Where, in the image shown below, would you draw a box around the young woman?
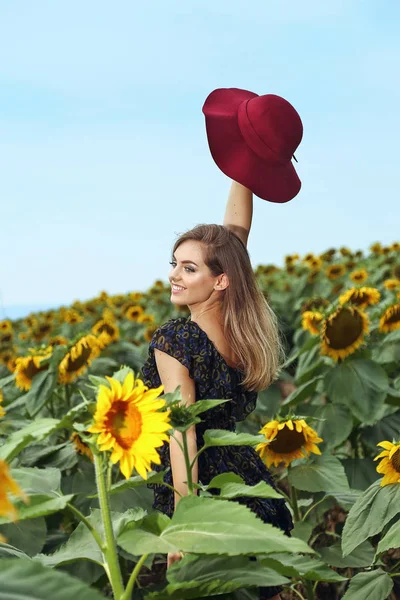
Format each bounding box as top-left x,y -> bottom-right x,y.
142,181 -> 294,600
142,87 -> 303,600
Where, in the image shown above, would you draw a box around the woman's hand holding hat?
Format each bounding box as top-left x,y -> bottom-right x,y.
202,88 -> 303,203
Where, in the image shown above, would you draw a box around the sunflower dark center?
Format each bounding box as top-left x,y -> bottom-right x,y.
106,400 -> 142,450
325,308 -> 363,349
349,291 -> 369,306
391,449 -> 400,473
66,345 -> 92,372
23,358 -> 47,379
99,323 -> 115,336
269,426 -> 305,454
386,306 -> 400,325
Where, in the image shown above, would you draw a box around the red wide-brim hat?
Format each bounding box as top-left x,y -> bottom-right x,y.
203,88 -> 303,203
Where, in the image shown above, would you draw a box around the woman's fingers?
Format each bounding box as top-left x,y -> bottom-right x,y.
167,551 -> 183,568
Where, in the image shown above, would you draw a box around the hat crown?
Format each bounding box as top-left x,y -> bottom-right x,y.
246,94 -> 303,159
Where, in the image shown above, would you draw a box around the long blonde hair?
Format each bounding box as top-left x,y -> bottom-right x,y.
173,224 -> 284,391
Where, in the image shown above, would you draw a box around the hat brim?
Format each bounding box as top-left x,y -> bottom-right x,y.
203,88 -> 301,203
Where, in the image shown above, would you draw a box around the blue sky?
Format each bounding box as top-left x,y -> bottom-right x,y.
1,0 -> 399,317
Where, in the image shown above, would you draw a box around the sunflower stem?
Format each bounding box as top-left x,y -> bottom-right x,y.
121,553 -> 149,600
302,496 -> 328,522
66,503 -> 106,552
289,480 -> 301,521
390,560 -> 400,573
107,460 -> 113,491
64,384 -> 72,410
304,578 -> 315,599
181,430 -> 193,494
94,452 -> 124,599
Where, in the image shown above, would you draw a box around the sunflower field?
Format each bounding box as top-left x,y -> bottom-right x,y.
1,241 -> 400,600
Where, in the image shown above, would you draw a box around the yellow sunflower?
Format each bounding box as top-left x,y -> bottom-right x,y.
374,441 -> 400,486
32,322 -> 53,342
144,325 -> 158,343
63,309 -> 84,325
92,319 -> 120,345
307,257 -> 323,271
256,418 -> 323,468
23,315 -> 38,329
0,459 -> 29,520
303,253 -> 316,263
326,264 -> 346,280
350,268 -> 368,284
58,335 -> 100,384
0,349 -> 15,370
14,347 -> 53,391
321,306 -> 369,361
0,331 -> 13,345
302,311 -> 323,335
301,297 -> 330,314
320,249 -> 336,263
88,372 -> 171,479
379,304 -> 400,333
137,313 -> 155,325
18,331 -> 30,341
83,301 -> 98,316
340,246 -> 352,257
130,292 -> 144,302
307,270 -> 319,284
49,335 -> 68,347
339,287 -> 381,309
102,307 -> 115,322
390,242 -> 400,252
108,294 -> 126,308
0,320 -> 12,333
370,242 -> 383,254
383,279 -> 400,291
345,260 -> 357,271
0,389 -> 5,419
262,265 -> 279,275
125,305 -> 144,321
70,433 -> 93,462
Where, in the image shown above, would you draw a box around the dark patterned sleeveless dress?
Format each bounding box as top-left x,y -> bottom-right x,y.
141,317 -> 293,600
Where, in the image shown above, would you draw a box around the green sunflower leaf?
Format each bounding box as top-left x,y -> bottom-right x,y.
360,410 -> 400,450
324,359 -> 388,424
260,553 -> 347,582
204,473 -> 282,500
281,376 -> 323,407
189,398 -> 231,416
0,418 -> 61,462
203,430 -> 265,448
342,479 -> 400,555
376,519 -> 400,556
341,568 -> 393,600
313,403 -> 353,449
0,494 -> 75,525
319,540 -> 375,568
145,554 -> 288,599
0,518 -> 47,557
0,558 -> 106,600
118,495 -> 313,557
288,454 -> 349,493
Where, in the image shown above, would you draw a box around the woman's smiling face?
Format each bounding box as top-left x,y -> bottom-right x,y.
169,240 -> 224,306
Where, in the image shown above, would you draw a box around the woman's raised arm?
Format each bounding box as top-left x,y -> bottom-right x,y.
223,181 -> 253,248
